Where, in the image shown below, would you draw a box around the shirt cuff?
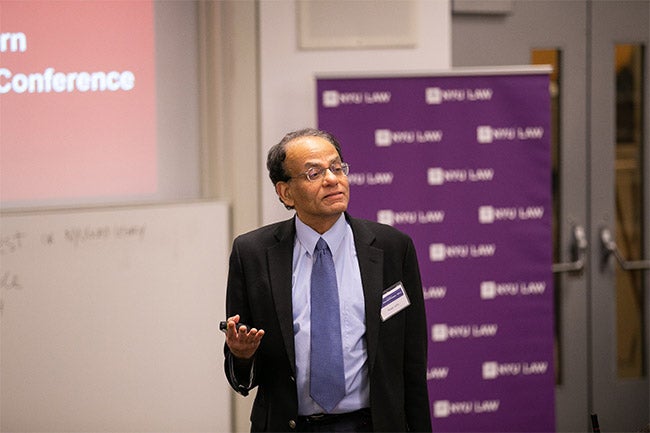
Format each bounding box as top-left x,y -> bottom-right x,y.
227,352 -> 256,396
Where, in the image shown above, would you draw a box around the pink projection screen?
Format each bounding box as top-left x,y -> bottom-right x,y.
1,1 -> 156,205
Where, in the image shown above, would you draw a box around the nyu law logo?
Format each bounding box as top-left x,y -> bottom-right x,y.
428,167 -> 494,186
423,285 -> 447,300
479,205 -> 545,223
477,125 -> 545,143
427,366 -> 450,380
429,243 -> 497,262
480,280 -> 547,299
425,87 -> 494,105
377,209 -> 445,226
433,399 -> 500,418
482,361 -> 549,379
375,128 -> 443,147
431,323 -> 499,342
322,90 -> 392,107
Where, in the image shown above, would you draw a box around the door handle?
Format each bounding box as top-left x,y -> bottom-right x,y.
600,227 -> 650,271
552,224 -> 587,273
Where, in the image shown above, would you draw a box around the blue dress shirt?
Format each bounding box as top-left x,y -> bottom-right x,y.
293,214 -> 370,415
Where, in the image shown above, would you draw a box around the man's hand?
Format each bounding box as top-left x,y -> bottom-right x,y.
224,314 -> 265,360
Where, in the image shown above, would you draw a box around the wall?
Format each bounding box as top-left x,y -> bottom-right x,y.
155,1 -> 202,202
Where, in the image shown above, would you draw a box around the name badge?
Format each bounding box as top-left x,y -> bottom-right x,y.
380,281 -> 411,321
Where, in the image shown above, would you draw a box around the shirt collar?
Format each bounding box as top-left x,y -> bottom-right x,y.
295,213 -> 347,256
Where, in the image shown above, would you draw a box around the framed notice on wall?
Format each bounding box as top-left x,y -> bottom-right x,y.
297,0 -> 417,49
317,67 -> 554,432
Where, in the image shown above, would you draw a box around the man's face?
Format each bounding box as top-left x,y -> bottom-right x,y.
276,136 -> 350,233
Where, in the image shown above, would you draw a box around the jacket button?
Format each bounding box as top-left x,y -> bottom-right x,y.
288,420 -> 296,429
290,376 -> 296,382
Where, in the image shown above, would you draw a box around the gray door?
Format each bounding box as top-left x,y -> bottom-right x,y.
452,1 -> 649,431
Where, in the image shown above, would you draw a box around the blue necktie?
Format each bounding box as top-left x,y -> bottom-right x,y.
310,237 -> 346,412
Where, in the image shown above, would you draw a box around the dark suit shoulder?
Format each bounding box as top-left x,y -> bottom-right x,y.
232,217 -> 294,249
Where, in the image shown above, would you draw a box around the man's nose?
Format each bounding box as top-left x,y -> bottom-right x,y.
322,167 -> 338,183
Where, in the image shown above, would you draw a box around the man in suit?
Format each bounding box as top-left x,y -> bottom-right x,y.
223,128 -> 431,432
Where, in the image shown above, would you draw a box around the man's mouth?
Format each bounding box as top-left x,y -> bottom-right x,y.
324,191 -> 344,200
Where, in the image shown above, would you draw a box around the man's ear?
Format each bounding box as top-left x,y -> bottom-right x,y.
275,182 -> 294,208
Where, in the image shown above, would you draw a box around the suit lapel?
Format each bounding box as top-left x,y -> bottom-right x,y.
267,218 -> 298,374
348,216 -> 383,374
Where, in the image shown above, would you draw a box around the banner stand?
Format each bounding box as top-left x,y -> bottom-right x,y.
317,66 -> 554,432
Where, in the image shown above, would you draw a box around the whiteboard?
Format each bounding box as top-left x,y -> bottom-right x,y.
0,201 -> 231,432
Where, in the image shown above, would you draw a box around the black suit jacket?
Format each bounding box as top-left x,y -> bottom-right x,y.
224,214 -> 432,432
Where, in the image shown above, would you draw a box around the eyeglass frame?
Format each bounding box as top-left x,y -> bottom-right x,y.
288,162 -> 350,182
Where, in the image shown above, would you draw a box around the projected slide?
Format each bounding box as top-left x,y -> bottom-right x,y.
0,1 -> 156,204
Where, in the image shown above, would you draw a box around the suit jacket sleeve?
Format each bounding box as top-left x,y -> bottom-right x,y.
222,220 -> 300,432
223,236 -> 258,395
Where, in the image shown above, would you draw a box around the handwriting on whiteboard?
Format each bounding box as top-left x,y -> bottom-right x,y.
0,223 -> 146,312
1,224 -> 146,254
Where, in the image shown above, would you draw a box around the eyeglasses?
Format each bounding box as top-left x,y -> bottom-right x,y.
290,162 -> 350,182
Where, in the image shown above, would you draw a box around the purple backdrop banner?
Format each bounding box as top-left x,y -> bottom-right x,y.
317,71 -> 555,432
